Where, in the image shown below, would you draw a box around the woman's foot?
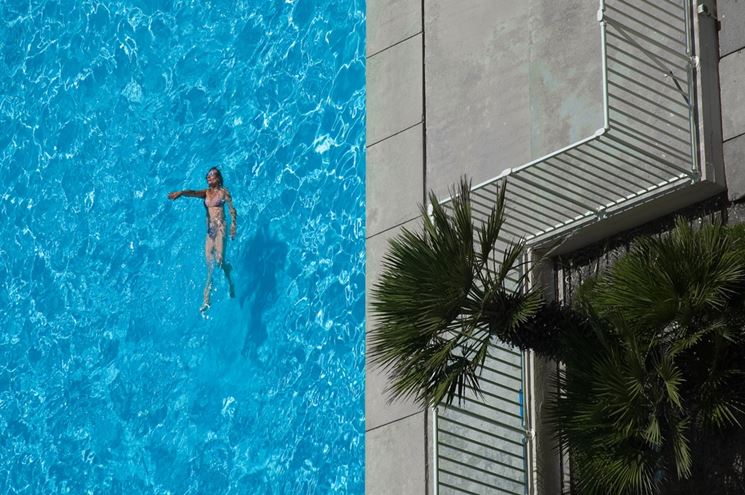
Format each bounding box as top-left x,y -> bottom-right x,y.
199,302 -> 210,313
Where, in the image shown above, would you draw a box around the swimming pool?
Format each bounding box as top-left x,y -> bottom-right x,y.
0,0 -> 365,493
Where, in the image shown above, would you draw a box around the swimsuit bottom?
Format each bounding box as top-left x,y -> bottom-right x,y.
207,222 -> 226,241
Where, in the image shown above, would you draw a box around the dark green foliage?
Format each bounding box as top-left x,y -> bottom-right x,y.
369,178 -> 545,406
508,300 -> 598,362
369,177 -> 745,494
557,219 -> 745,494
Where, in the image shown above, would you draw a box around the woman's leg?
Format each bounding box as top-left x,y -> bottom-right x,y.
214,225 -> 235,298
202,235 -> 216,310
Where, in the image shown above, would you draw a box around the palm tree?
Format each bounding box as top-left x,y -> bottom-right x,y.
369,178 -> 538,406
369,177 -> 745,494
555,219 -> 745,494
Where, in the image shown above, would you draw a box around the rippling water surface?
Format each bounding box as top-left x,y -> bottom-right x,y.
1,0 -> 365,492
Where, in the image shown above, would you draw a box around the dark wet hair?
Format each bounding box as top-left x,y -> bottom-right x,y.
206,167 -> 223,186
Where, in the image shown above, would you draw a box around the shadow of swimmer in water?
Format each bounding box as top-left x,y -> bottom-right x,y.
168,167 -> 237,313
235,221 -> 287,357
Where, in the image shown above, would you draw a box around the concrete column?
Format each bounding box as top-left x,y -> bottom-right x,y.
718,0 -> 745,200
365,0 -> 428,493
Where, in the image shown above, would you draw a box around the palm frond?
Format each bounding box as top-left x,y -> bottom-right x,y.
369,176 -> 538,407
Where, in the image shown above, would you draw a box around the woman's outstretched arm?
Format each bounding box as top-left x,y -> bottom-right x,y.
168,189 -> 207,200
224,188 -> 237,239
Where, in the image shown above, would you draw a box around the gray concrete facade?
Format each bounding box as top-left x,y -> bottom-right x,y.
367,1 -> 605,488
424,0 -> 602,197
720,0 -> 745,200
365,0 -> 427,492
719,0 -> 745,57
366,412 -> 427,494
366,0 -> 742,493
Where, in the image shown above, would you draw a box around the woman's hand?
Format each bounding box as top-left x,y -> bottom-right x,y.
168,191 -> 181,200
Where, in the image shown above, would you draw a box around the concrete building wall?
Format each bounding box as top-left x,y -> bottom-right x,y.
367,1 -> 602,490
365,0 -> 428,493
366,0 -> 744,493
720,0 -> 745,200
424,0 -> 602,197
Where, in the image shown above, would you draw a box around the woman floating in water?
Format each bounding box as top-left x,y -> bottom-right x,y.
168,167 -> 236,312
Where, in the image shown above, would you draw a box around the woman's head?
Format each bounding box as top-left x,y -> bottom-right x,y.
206,167 -> 223,187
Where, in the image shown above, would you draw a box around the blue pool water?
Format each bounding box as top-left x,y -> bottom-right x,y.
1,0 -> 365,493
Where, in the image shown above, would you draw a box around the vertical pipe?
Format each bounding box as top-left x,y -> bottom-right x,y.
523,247 -> 537,495
555,263 -> 572,494
529,350 -> 538,495
521,350 -> 530,495
427,200 -> 438,495
421,0 -> 428,212
518,246 -> 531,494
599,0 -> 610,130
421,0 -> 431,489
432,407 -> 439,495
684,0 -> 700,178
684,0 -> 692,56
686,54 -> 698,177
525,349 -> 537,495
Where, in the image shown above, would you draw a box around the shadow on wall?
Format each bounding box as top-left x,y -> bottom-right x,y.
234,221 -> 287,356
